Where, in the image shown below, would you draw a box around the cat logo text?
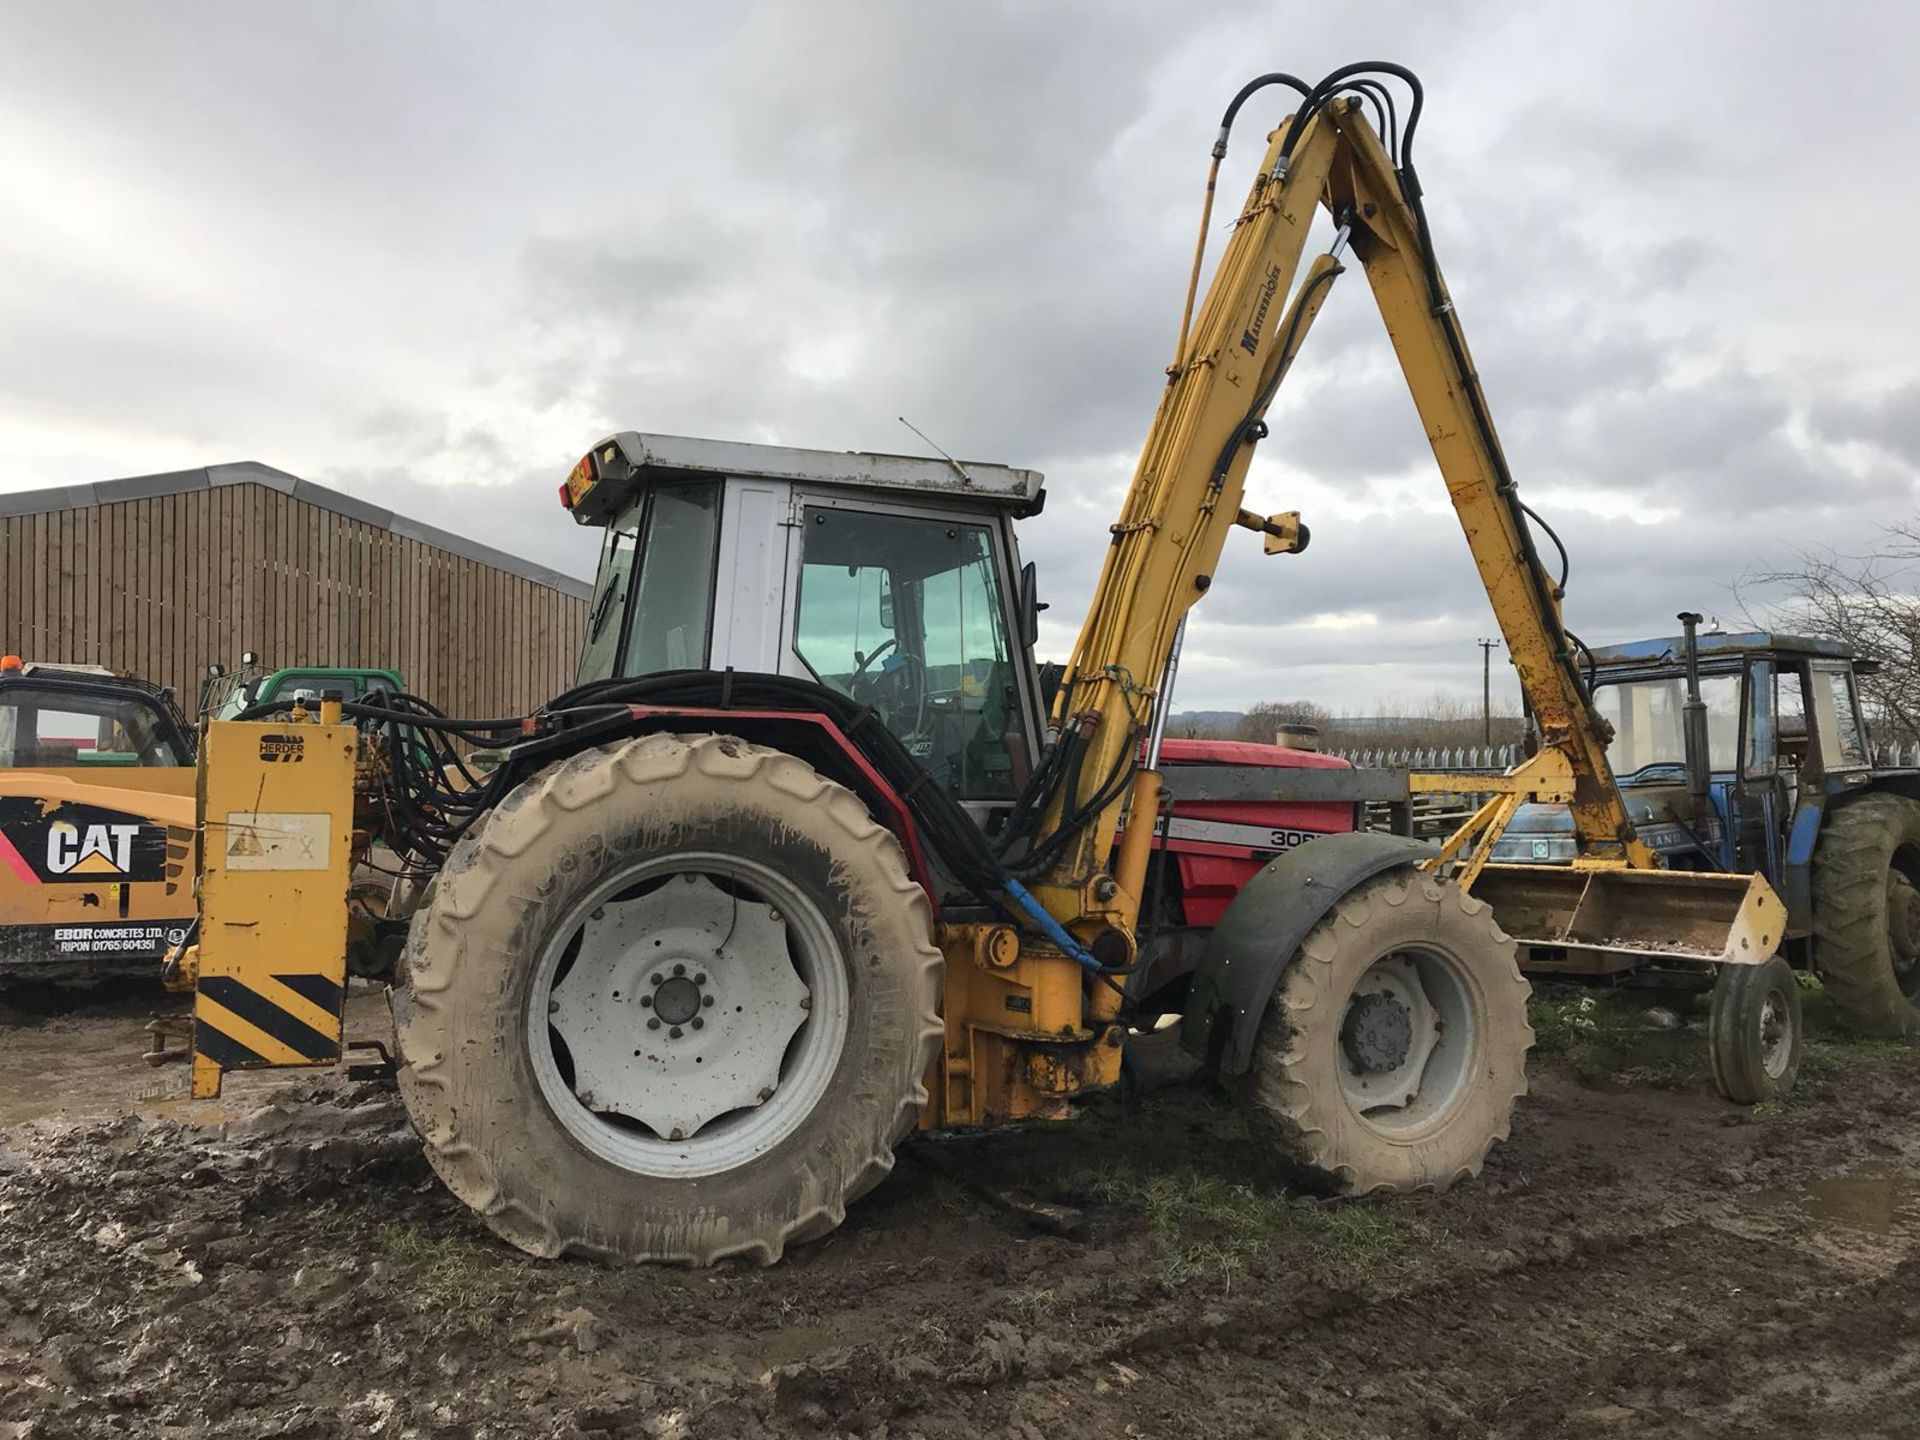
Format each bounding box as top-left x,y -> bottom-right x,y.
45,822 -> 141,876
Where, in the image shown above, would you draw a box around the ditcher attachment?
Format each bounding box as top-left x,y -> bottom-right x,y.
1471,863 -> 1786,971
174,717 -> 360,1099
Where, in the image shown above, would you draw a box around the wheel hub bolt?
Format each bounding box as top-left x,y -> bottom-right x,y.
650,972 -> 664,986
647,1017 -> 661,1031
669,1026 -> 683,1039
691,1017 -> 704,1031
701,995 -> 714,1009
673,963 -> 686,977
640,994 -> 652,1009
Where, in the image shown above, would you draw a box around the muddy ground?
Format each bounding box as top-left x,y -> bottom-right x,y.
0,982 -> 1914,1439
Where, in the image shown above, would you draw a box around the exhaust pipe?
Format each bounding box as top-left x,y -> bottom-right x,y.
1677,611 -> 1711,815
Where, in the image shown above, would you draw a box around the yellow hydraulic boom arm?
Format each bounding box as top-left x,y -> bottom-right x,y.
1032,71 -> 1744,961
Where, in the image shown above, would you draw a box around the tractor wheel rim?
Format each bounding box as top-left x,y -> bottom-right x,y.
1758,989 -> 1794,1079
528,852 -> 850,1180
1337,948 -> 1478,1136
1886,871 -> 1920,987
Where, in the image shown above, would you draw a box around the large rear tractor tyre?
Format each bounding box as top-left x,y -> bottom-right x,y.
1708,954 -> 1803,1104
1810,793 -> 1920,1040
1249,871 -> 1532,1194
392,732 -> 943,1265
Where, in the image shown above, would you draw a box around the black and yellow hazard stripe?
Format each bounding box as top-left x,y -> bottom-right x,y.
193,971 -> 344,1070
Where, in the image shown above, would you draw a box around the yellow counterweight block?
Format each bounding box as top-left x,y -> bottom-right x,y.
190,719 -> 359,1098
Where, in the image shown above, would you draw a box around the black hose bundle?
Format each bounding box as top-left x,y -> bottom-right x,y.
255,672 -> 1012,899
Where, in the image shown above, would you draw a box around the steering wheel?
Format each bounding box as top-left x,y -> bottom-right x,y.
851,637 -> 898,679
850,642 -> 928,735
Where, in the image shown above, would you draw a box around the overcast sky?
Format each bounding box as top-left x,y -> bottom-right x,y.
3,3 -> 1916,713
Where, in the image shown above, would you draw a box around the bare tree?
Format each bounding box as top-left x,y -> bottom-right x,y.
1745,524 -> 1920,744
1232,699 -> 1330,744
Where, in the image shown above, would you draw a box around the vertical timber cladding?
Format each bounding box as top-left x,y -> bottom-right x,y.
0,463 -> 591,718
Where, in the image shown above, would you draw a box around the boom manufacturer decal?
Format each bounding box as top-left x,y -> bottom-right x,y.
0,797 -> 169,884
258,732 -> 307,764
1240,262 -> 1283,355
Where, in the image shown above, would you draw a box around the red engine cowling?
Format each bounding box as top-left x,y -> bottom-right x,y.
1148,738 -> 1358,927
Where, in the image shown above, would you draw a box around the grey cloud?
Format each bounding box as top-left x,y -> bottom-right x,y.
1810,383 -> 1920,469
3,5 -> 1920,713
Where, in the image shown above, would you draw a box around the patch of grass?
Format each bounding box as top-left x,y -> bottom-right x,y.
1802,1033 -> 1914,1080
311,1204 -> 359,1239
1008,1286 -> 1058,1325
1094,1168 -> 1426,1294
1528,986 -> 1704,1088
928,1175 -> 975,1216
370,1220 -> 524,1336
1531,975 -> 1917,1099
1780,979 -> 1917,1090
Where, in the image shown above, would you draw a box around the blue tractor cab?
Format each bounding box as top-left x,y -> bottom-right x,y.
1495,616 -> 1920,1038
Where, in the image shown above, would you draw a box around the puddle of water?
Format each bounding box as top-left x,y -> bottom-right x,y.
1795,1165 -> 1920,1236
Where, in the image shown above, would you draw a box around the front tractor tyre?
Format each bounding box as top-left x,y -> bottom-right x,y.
1250,871 -> 1532,1194
392,732 -> 943,1264
1708,954 -> 1803,1104
1811,793 -> 1920,1040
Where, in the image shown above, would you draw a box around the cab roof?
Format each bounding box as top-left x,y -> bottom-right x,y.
1590,630 -> 1855,669
15,662 -> 117,679
0,662 -> 177,701
563,431 -> 1046,525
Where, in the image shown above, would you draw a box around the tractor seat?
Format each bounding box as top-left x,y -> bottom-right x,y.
1778,715 -> 1809,768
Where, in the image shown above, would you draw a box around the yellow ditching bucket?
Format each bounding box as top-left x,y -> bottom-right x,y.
1471,863 -> 1786,971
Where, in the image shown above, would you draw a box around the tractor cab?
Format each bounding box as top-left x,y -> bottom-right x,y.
563,432 -> 1051,827
1494,628 -> 1877,935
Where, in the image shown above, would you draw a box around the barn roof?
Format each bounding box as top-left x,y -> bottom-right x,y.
0,461 -> 592,599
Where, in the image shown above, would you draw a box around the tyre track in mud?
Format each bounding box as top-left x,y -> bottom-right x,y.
0,995 -> 1913,1438
1019,1221 -> 1919,1439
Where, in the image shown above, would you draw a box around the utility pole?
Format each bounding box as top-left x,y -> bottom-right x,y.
1478,638 -> 1499,745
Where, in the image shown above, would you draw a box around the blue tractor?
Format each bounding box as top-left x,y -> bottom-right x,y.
1495,613 -> 1920,1041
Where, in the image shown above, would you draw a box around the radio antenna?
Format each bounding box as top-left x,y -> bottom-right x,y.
897,415 -> 974,487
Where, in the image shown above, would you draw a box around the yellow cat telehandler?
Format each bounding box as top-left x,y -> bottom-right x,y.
0,657 -> 198,981
169,62 -> 1787,1262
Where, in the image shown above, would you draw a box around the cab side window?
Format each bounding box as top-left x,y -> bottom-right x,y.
1809,664 -> 1868,768
1776,669 -> 1810,771
0,688 -> 183,767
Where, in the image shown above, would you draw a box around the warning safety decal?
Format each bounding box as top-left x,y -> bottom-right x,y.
222,812 -> 332,871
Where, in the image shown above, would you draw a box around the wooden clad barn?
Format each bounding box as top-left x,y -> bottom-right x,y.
0,462 -> 592,718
